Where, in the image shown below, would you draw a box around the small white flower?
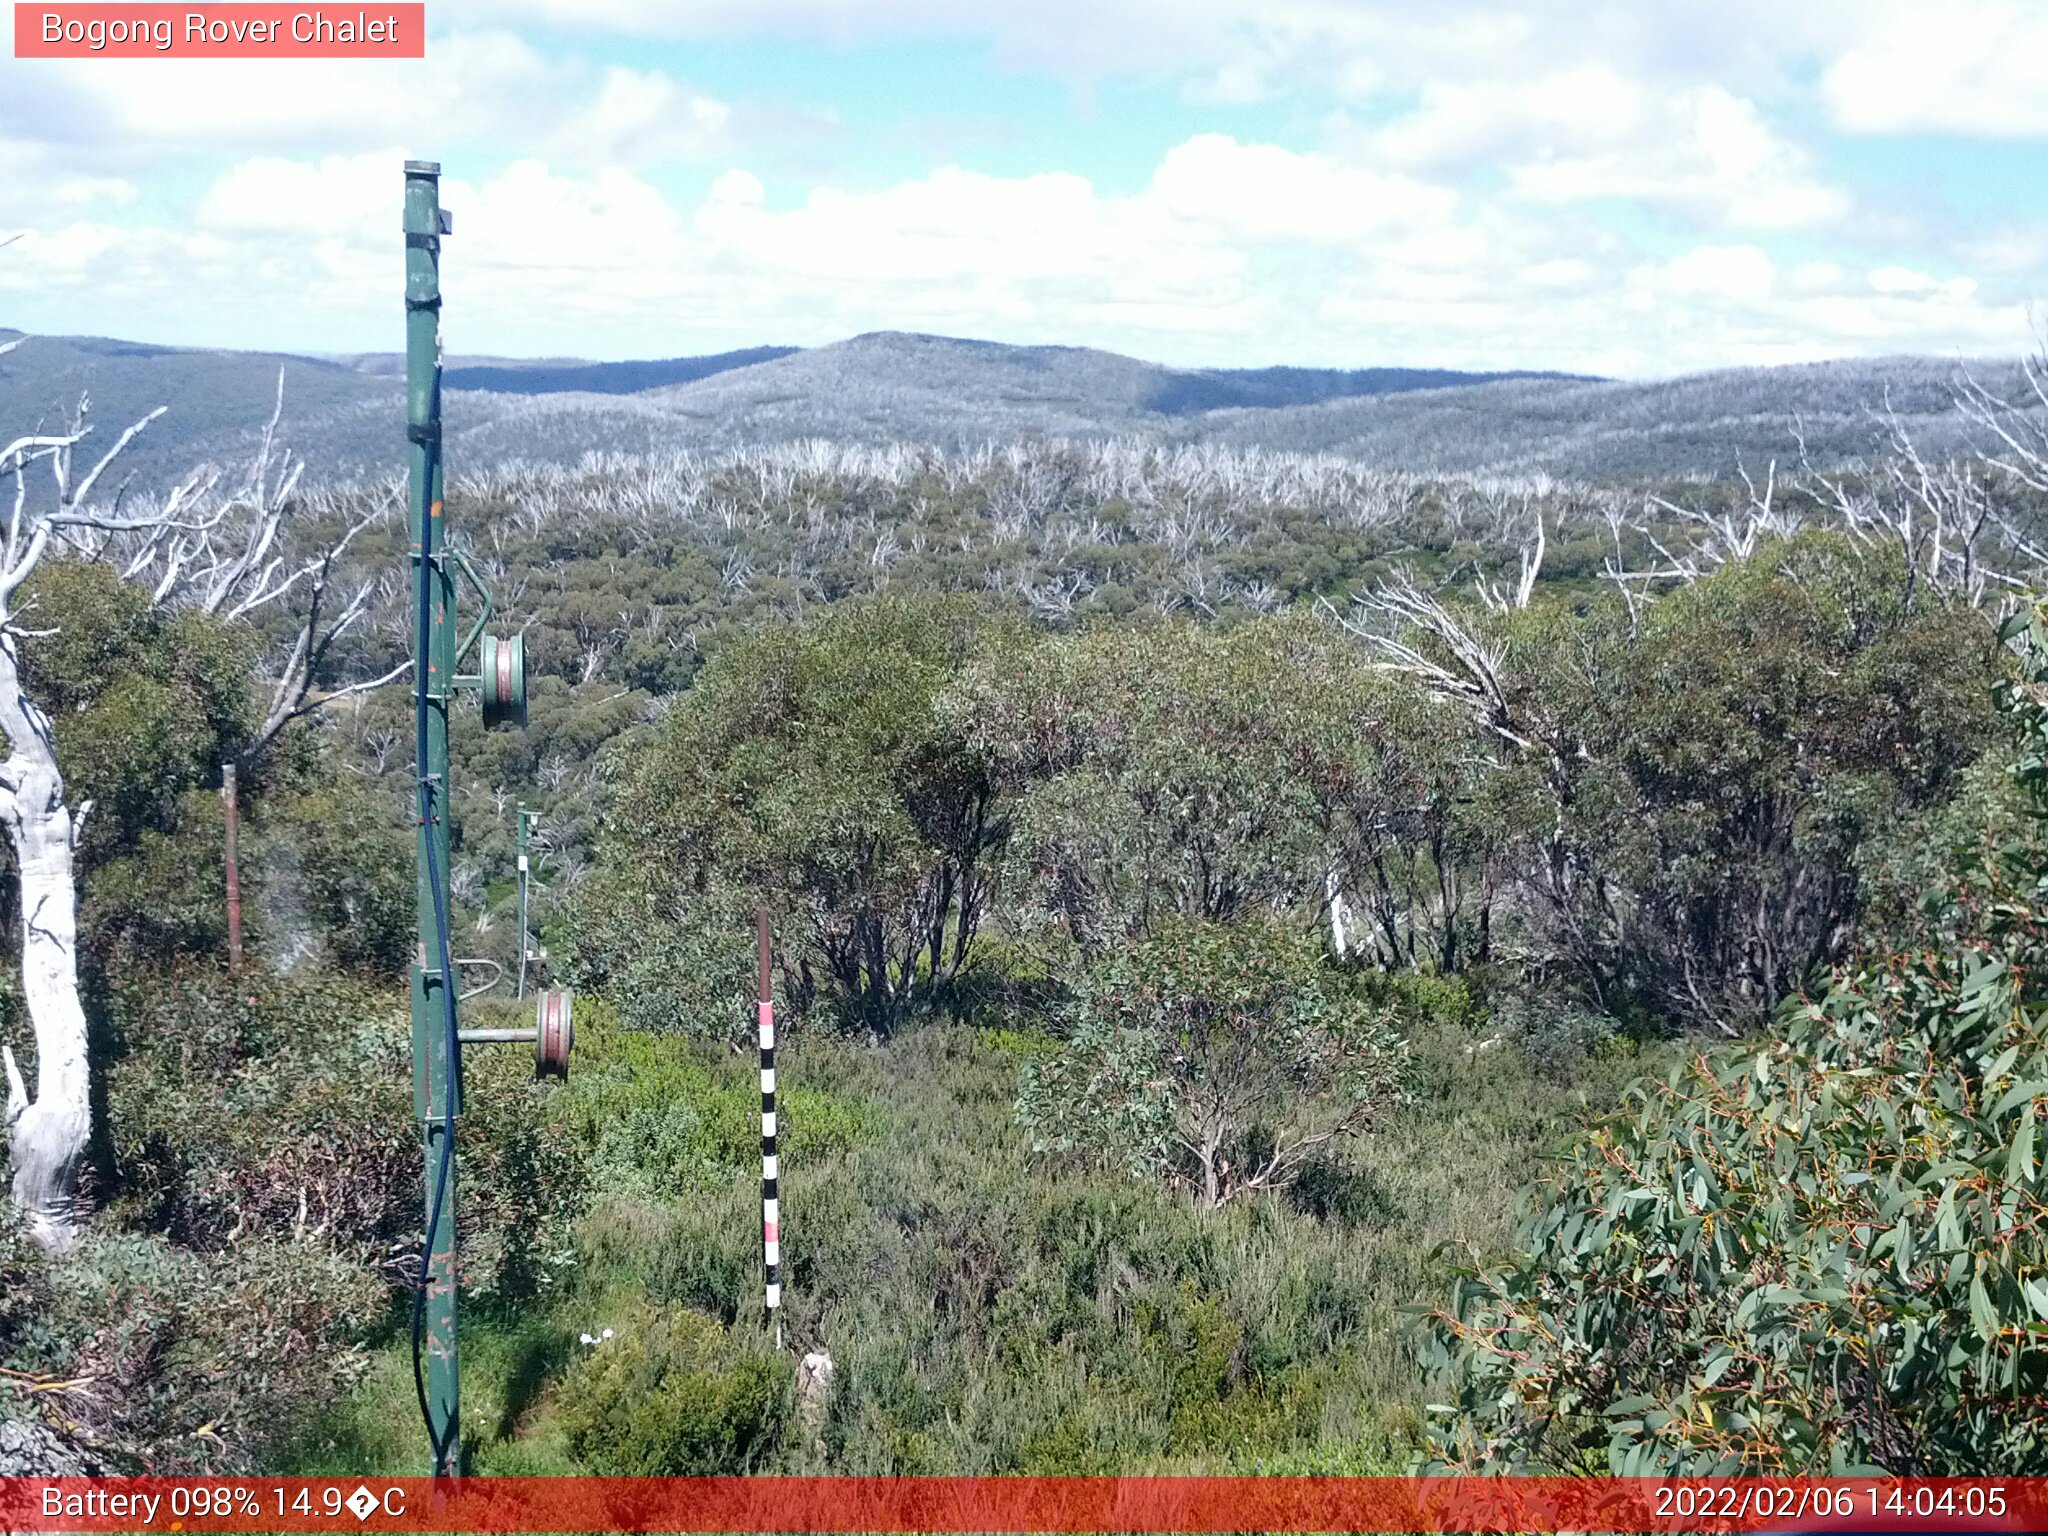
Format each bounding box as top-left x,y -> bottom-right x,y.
602,1327 -> 615,1340
580,1333 -> 596,1345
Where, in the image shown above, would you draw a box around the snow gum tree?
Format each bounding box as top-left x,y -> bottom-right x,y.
0,375 -> 395,1248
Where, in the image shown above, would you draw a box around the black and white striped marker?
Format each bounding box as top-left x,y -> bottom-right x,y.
757,909 -> 781,1341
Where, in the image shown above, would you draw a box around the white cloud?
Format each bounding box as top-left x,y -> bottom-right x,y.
1825,1 -> 2048,136
1867,266 -> 1978,300
1147,135 -> 1455,243
197,153 -> 396,237
431,0 -> 1855,100
0,3 -> 2037,375
1635,246 -> 1779,303
1957,227 -> 2048,277
5,138 -> 2020,376
0,31 -> 730,167
0,142 -> 137,220
561,69 -> 732,167
1364,72 -> 1848,232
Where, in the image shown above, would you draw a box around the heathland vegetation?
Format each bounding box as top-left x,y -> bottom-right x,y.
3,352 -> 2048,1474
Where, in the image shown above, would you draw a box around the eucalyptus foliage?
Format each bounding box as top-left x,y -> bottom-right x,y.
572,594 -> 1020,1039
1021,920 -> 1411,1209
1421,604 -> 2048,1473
952,617 -> 1498,963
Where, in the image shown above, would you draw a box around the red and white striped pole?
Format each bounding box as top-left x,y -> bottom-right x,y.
757,909 -> 781,1346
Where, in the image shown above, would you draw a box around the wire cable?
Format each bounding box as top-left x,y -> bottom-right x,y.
410,459 -> 462,1476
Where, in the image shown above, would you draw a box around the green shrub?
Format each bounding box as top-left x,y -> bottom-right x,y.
1493,535 -> 1998,1030
3,1226 -> 383,1471
1420,604 -> 2048,1474
101,965 -> 416,1250
246,778 -> 414,977
552,1001 -> 869,1203
1020,919 -> 1411,1208
456,1010 -> 590,1305
102,969 -> 583,1302
951,615 -> 1500,968
21,562 -> 257,863
556,1304 -> 789,1473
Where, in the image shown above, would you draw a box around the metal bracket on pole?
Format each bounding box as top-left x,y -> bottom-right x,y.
446,548 -> 496,671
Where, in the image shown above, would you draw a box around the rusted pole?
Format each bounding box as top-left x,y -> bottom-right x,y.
222,762 -> 242,971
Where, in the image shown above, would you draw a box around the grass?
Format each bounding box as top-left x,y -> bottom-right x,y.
293,994 -> 1653,1476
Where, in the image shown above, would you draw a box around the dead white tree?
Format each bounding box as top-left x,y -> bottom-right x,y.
1323,864 -> 1350,960
1326,574 -> 1533,755
1327,575 -> 1636,1021
1603,358 -> 2048,618
1476,510 -> 1546,613
0,379 -> 401,1248
78,376 -> 411,762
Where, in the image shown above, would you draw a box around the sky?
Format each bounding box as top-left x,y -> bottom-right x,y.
0,0 -> 2044,376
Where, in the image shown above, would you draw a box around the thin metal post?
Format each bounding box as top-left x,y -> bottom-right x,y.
405,158 -> 461,1479
222,762 -> 242,971
758,909 -> 781,1348
516,803 -> 529,1000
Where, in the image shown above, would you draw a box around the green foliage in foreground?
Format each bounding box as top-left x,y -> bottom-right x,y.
1422,606 -> 2048,1474
298,993 -> 1644,1476
557,1302 -> 790,1474
1020,920 -> 1411,1207
0,971 -> 583,1470
1,1207 -> 385,1468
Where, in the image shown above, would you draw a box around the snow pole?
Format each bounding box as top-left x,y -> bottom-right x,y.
758,908 -> 781,1347
403,159 -> 554,1478
404,158 -> 461,1480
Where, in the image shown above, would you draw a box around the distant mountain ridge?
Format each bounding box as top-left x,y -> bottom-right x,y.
444,346 -> 801,395
1142,362 -> 1594,414
327,345 -> 805,395
0,324 -> 2029,488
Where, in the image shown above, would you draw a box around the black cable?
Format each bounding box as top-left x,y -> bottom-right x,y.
410,436 -> 462,1476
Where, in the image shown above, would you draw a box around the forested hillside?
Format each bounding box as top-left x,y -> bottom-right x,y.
3,353 -> 2048,1475
3,326 -> 2035,487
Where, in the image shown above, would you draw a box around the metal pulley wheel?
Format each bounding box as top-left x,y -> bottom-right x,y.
536,987 -> 573,1079
479,632 -> 526,729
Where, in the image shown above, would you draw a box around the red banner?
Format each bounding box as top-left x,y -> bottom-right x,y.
13,5 -> 425,58
0,1477 -> 2041,1533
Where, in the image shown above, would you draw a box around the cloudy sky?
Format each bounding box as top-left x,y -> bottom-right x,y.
1,1 -> 2043,375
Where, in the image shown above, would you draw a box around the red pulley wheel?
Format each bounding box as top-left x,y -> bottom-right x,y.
536,987 -> 573,1079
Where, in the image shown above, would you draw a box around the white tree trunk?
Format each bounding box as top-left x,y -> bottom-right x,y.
0,631 -> 91,1251
1325,865 -> 1350,960
0,390 -> 392,1252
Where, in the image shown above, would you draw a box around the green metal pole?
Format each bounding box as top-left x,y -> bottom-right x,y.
516,803 -> 529,1000
405,159 -> 461,1478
